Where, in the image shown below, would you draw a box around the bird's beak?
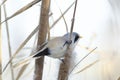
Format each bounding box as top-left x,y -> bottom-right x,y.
79,35 -> 83,38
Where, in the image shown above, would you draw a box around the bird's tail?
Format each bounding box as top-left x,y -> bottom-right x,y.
33,48 -> 49,57
13,48 -> 47,68
13,55 -> 35,68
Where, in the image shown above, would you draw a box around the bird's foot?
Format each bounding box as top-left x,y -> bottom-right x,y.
59,59 -> 65,64
63,40 -> 72,47
66,40 -> 72,45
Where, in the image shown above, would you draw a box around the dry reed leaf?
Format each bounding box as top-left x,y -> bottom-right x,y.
0,0 -> 7,6
0,5 -> 2,80
22,65 -> 34,77
54,0 -> 68,33
50,1 -> 75,29
15,39 -> 49,80
5,28 -> 47,74
75,60 -> 99,74
16,64 -> 29,80
1,0 -> 41,24
15,35 -> 38,80
69,47 -> 97,75
3,4 -> 14,80
1,25 -> 39,74
13,56 -> 33,68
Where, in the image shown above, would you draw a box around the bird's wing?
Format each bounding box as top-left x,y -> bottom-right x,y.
33,48 -> 50,57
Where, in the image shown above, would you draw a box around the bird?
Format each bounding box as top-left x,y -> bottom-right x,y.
33,32 -> 81,58
13,32 -> 82,68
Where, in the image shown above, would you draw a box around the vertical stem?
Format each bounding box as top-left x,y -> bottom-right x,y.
58,0 -> 78,80
0,5 -> 2,80
0,0 -> 7,6
3,4 -> 14,80
34,0 -> 50,80
58,53 -> 72,80
118,76 -> 120,80
70,0 -> 78,39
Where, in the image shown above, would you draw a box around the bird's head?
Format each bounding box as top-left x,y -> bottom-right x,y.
63,32 -> 82,44
63,32 -> 82,51
72,32 -> 82,43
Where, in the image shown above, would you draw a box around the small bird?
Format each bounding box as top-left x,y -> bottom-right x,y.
14,32 -> 81,68
33,32 -> 81,58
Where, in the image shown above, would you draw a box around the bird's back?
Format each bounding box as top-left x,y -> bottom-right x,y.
47,37 -> 68,58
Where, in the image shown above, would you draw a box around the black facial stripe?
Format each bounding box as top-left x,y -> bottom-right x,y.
74,34 -> 79,43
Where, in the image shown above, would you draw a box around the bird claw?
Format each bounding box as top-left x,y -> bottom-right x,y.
59,59 -> 65,64
63,40 -> 72,47
66,40 -> 72,44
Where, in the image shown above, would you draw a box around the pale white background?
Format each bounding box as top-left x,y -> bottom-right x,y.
1,0 -> 120,80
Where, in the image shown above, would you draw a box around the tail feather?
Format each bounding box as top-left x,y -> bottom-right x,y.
33,48 -> 50,57
13,48 -> 50,68
13,56 -> 33,68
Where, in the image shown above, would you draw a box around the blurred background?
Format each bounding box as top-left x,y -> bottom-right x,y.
1,0 -> 120,80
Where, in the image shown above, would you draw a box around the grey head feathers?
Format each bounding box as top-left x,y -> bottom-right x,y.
63,32 -> 80,43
